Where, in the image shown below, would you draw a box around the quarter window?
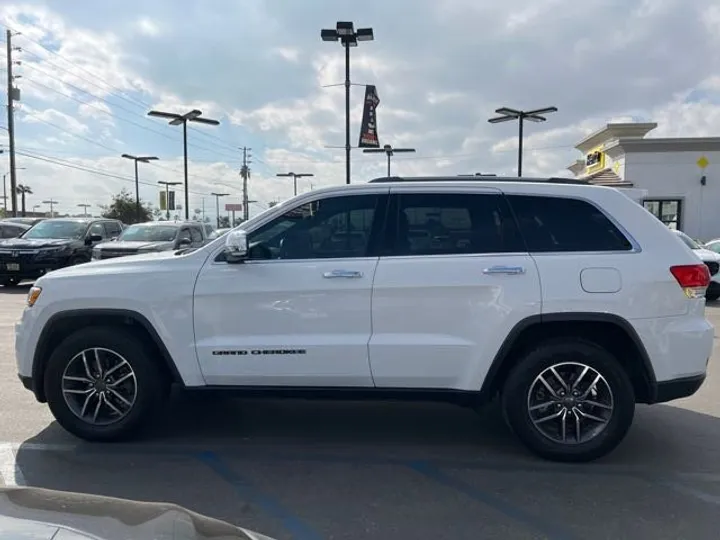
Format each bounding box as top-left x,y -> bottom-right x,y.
247,195 -> 381,260
390,193 -> 524,256
508,195 -> 632,252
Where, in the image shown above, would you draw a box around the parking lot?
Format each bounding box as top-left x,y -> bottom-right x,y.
0,285 -> 719,540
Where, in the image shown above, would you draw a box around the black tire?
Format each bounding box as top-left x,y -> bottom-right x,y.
706,292 -> 720,302
501,338 -> 635,463
1,277 -> 20,287
44,326 -> 166,442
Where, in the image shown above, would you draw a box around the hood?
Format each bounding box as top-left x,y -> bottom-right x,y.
0,487 -> 275,539
96,240 -> 174,251
693,247 -> 720,262
0,238 -> 75,249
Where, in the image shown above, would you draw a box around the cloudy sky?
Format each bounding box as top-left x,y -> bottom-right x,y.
1,0 -> 719,221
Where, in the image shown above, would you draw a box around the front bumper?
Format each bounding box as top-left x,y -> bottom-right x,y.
653,373 -> 706,403
0,256 -> 71,280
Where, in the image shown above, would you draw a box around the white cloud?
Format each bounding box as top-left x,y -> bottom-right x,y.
23,107 -> 90,135
271,47 -> 300,62
136,17 -> 161,37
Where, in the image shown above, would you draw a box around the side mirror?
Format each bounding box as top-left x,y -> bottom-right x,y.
225,230 -> 248,263
178,237 -> 192,247
86,234 -> 103,245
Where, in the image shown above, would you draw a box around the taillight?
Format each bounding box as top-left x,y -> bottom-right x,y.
670,264 -> 710,298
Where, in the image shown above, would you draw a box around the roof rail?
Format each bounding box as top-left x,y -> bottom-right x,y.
368,175 -> 590,185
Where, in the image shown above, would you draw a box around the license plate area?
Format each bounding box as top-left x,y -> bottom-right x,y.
5,263 -> 20,271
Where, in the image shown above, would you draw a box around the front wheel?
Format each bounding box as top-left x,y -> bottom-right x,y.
44,326 -> 166,441
501,338 -> 635,462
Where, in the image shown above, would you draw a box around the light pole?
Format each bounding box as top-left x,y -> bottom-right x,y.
2,167 -> 25,214
158,181 -> 181,220
147,109 -> 220,219
77,203 -> 91,217
211,192 -> 229,229
276,172 -> 314,197
42,199 -> 58,218
321,21 -> 374,185
362,144 -> 415,176
121,154 -> 158,223
488,106 -> 557,177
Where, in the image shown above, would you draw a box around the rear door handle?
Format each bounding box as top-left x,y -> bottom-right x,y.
482,265 -> 526,275
323,269 -> 364,279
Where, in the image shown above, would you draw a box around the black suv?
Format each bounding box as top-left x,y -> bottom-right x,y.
0,218 -> 123,287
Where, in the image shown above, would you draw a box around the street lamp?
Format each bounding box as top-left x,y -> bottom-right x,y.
121,154 -> 158,223
362,144 -> 415,177
321,21 -> 374,185
158,181 -> 181,220
2,167 -> 25,214
42,199 -> 58,218
276,172 -> 314,197
211,192 -> 229,229
147,109 -> 220,219
77,203 -> 91,217
488,106 -> 557,177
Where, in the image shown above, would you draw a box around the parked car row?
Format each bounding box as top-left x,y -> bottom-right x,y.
0,217 -> 217,286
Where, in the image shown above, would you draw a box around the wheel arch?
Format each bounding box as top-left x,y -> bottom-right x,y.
479,312 -> 657,404
32,308 -> 183,403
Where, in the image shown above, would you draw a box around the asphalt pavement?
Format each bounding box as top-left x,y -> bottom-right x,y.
1,284 -> 719,540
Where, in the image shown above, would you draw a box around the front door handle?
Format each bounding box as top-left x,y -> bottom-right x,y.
482,265 -> 526,275
323,269 -> 364,279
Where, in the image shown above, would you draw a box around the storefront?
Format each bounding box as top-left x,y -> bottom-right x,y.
568,122 -> 720,241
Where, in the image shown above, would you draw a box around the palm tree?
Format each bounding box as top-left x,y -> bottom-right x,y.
16,185 -> 32,217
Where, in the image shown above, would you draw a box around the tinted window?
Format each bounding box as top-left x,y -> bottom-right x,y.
1,225 -> 24,238
190,227 -> 203,243
248,195 -> 380,260
390,193 -> 523,256
508,195 -> 632,252
89,223 -> 106,239
178,229 -> 192,242
104,221 -> 122,238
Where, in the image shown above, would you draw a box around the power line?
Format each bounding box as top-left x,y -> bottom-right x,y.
14,149 -> 224,197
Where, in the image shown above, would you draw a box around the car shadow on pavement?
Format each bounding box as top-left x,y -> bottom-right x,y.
12,398 -> 720,540
0,284 -> 32,295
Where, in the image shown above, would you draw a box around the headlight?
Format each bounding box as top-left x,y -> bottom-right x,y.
27,286 -> 42,307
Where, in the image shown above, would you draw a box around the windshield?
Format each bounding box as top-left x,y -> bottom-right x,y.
706,241 -> 720,254
676,231 -> 700,250
119,225 -> 178,242
22,220 -> 87,240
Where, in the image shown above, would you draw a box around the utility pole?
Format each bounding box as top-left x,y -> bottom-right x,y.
6,29 -> 21,217
240,147 -> 251,222
211,192 -> 229,229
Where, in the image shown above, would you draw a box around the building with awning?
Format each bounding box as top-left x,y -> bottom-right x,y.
567,122 -> 720,240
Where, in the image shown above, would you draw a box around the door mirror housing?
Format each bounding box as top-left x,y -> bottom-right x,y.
178,237 -> 192,247
87,234 -> 103,244
225,229 -> 248,263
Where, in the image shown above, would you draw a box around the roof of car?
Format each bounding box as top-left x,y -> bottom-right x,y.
129,221 -> 201,227
368,175 -> 590,185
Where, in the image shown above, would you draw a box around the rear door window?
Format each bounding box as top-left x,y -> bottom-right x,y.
507,195 -> 632,252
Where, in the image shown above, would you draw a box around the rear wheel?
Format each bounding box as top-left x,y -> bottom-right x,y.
501,338 -> 635,462
44,326 -> 166,441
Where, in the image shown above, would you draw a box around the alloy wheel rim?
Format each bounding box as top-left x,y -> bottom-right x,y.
526,362 -> 614,445
61,347 -> 137,426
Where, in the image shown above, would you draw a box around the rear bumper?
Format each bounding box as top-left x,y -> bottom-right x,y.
652,373 -> 706,404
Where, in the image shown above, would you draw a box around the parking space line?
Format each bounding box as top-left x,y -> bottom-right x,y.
0,443 -> 26,486
197,451 -> 324,540
407,460 -> 578,540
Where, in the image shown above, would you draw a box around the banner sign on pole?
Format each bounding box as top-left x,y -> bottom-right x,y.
225,203 -> 243,212
358,85 -> 380,148
159,191 -> 166,211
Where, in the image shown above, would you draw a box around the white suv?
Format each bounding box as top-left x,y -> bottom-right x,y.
15,177 -> 714,462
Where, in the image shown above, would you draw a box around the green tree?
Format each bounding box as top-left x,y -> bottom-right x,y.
100,189 -> 153,224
